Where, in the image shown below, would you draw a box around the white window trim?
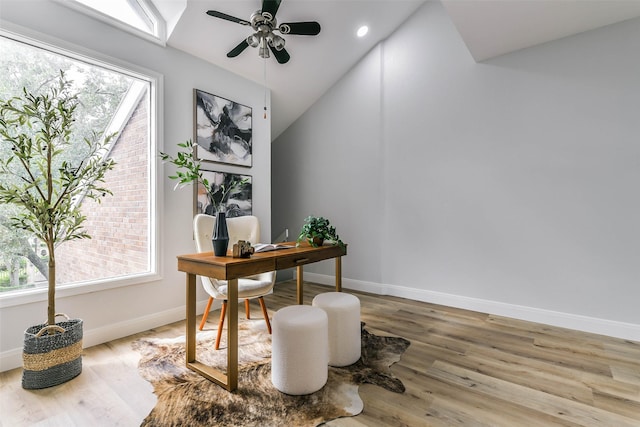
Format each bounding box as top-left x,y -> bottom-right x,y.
0,25 -> 163,309
53,0 -> 167,46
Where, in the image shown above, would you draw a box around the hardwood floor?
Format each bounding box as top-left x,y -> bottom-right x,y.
1,280 -> 639,426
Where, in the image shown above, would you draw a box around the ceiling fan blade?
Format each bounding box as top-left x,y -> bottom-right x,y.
269,45 -> 290,64
261,0 -> 282,20
227,40 -> 250,58
278,21 -> 321,36
206,10 -> 250,26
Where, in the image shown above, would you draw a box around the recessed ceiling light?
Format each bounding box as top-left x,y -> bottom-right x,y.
356,25 -> 369,38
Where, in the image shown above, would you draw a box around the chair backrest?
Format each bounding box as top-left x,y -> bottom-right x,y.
193,214 -> 261,253
228,215 -> 260,246
193,214 -> 274,298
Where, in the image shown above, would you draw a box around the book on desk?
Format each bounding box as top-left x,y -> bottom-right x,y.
253,243 -> 295,253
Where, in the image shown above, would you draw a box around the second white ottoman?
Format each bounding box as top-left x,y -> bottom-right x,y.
271,305 -> 328,395
312,292 -> 361,367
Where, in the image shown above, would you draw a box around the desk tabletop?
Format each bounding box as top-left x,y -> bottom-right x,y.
177,243 -> 346,280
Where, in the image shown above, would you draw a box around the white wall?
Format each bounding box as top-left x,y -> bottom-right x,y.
272,1 -> 640,340
0,0 -> 271,370
272,44 -> 384,283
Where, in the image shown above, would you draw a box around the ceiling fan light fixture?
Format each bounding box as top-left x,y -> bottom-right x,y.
247,33 -> 261,47
272,34 -> 285,50
259,37 -> 270,58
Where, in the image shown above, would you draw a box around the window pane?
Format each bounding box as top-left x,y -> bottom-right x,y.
74,0 -> 154,35
0,34 -> 152,294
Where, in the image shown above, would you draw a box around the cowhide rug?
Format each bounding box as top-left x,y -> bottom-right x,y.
133,319 -> 410,427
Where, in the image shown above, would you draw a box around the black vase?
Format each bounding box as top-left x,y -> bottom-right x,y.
212,207 -> 229,256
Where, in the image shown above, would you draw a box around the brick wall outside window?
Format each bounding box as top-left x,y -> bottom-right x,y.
55,95 -> 149,284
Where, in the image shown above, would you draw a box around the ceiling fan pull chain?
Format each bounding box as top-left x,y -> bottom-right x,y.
263,55 -> 268,119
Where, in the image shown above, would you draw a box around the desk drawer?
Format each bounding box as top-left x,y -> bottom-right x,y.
275,246 -> 344,270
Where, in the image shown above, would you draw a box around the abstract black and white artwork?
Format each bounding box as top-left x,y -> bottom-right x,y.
194,89 -> 252,167
195,170 -> 252,218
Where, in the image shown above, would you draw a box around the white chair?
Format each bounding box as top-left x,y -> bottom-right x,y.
193,214 -> 276,350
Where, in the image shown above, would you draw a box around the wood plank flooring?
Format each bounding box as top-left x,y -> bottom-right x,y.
1,280 -> 639,426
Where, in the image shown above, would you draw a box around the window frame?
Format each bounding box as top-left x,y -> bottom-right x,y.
0,26 -> 162,309
54,0 -> 167,46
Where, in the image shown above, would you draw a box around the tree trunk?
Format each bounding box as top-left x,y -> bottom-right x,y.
47,246 -> 55,326
0,215 -> 48,279
25,247 -> 48,280
10,259 -> 20,286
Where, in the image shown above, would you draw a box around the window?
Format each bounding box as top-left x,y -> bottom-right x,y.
0,31 -> 158,301
58,0 -> 166,44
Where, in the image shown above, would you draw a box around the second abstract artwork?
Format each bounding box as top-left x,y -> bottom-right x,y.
195,170 -> 252,218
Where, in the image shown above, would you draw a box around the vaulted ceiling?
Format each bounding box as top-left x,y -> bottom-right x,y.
153,0 -> 640,138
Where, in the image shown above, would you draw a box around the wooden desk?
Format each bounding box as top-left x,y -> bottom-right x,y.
177,243 -> 346,391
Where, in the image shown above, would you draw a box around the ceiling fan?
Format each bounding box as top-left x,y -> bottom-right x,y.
206,0 -> 321,64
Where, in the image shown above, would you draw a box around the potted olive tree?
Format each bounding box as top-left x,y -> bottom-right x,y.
0,73 -> 116,389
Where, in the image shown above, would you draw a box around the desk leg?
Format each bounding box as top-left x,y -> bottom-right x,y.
186,273 -> 196,363
335,257 -> 342,292
296,265 -> 304,304
226,279 -> 239,390
184,274 -> 238,392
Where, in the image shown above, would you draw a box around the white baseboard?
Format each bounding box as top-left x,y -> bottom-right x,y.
0,299 -> 211,372
304,273 -> 640,342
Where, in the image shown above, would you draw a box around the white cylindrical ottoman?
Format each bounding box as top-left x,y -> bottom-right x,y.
312,292 -> 361,367
271,305 -> 328,395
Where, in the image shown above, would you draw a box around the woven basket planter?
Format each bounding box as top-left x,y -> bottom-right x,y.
22,315 -> 83,389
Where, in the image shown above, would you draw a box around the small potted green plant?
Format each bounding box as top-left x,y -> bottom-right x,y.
0,72 -> 116,389
297,216 -> 345,249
